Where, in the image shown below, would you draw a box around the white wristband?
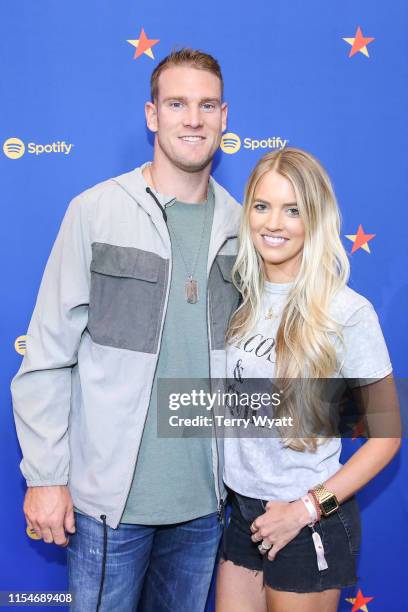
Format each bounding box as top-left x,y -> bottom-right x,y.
301,495 -> 328,571
301,494 -> 318,525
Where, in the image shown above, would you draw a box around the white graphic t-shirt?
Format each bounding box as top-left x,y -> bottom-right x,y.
223,281 -> 392,501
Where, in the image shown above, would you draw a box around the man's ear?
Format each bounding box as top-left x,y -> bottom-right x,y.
221,102 -> 228,133
145,101 -> 158,133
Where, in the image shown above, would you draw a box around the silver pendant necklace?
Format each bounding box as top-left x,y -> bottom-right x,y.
148,166 -> 209,304
169,200 -> 209,304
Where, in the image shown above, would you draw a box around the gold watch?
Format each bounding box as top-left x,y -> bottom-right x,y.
311,484 -> 339,517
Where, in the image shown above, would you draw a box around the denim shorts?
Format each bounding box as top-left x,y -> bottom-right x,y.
221,491 -> 361,593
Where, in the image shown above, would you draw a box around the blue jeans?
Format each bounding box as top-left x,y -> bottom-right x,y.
67,511 -> 222,612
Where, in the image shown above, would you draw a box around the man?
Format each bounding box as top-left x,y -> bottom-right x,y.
11,49 -> 241,611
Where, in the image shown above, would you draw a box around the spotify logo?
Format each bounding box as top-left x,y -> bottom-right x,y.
220,133 -> 289,155
3,137 -> 74,158
220,132 -> 241,154
3,137 -> 25,159
14,335 -> 27,355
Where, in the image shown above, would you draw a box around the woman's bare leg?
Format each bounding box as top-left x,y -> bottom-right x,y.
216,560 -> 267,612
265,586 -> 341,612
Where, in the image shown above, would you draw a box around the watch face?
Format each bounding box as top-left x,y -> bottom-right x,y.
322,496 -> 338,514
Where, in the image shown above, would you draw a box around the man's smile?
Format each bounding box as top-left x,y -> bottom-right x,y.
178,135 -> 206,143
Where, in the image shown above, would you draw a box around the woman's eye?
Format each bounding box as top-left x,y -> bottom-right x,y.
253,203 -> 267,211
287,207 -> 299,216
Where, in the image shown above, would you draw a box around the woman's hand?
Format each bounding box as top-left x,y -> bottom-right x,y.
250,499 -> 311,560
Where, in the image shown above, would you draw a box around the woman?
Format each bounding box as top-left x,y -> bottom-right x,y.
216,147 -> 400,612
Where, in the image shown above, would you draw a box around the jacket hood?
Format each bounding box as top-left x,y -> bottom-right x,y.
110,163 -> 242,243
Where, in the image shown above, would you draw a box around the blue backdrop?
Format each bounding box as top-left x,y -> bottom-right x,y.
1,1 -> 407,610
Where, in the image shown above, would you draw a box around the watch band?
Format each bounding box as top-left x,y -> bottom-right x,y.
310,484 -> 339,517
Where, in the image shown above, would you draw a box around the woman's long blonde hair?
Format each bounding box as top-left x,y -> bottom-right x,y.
227,147 -> 350,450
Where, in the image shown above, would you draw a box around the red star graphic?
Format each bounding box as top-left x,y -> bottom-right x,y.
352,419 -> 366,440
349,27 -> 375,57
350,589 -> 374,612
346,224 -> 376,254
130,28 -> 160,60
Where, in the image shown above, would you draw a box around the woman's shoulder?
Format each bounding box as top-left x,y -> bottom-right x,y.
329,286 -> 392,378
329,285 -> 375,326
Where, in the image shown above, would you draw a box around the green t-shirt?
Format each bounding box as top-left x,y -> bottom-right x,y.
121,188 -> 217,524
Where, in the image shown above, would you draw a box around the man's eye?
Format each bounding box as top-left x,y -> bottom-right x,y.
170,101 -> 183,109
287,207 -> 299,216
202,103 -> 215,111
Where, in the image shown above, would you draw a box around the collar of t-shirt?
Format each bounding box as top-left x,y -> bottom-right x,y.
264,280 -> 294,295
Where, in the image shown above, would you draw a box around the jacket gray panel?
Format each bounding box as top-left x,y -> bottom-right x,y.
88,243 -> 169,354
209,255 -> 240,350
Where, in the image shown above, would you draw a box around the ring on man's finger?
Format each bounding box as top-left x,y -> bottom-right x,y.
27,527 -> 41,538
250,522 -> 257,533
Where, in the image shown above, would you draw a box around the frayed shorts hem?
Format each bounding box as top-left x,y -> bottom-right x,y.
221,554 -> 358,593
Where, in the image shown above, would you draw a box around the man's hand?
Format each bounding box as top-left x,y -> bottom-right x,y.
250,500 -> 310,560
24,485 -> 75,546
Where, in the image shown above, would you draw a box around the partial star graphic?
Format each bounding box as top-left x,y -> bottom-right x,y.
343,26 -> 375,58
127,28 -> 159,60
347,419 -> 367,440
346,589 -> 374,612
346,224 -> 376,253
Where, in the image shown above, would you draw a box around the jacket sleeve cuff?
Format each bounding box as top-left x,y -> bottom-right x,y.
26,478 -> 69,487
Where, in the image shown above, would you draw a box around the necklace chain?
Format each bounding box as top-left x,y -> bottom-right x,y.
168,203 -> 209,281
148,165 -> 210,303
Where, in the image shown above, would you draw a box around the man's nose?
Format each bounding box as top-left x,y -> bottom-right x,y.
183,105 -> 203,128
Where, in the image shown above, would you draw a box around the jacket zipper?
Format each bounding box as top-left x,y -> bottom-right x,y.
118,191 -> 173,524
207,257 -> 225,524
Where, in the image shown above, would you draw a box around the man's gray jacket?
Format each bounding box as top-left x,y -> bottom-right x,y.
11,165 -> 241,528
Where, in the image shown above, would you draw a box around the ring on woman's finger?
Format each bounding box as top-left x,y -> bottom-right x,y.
258,539 -> 272,553
250,522 -> 257,533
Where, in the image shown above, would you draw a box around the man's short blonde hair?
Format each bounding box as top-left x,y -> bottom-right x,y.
150,48 -> 224,101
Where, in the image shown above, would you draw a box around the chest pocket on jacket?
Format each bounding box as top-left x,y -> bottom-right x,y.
208,255 -> 240,350
88,242 -> 168,353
